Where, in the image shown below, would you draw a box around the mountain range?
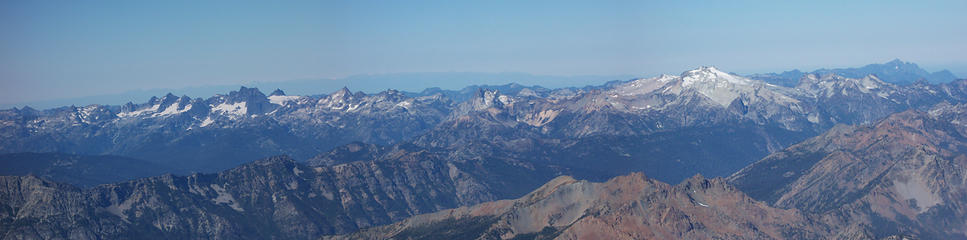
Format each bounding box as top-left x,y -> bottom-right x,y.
2,61 -> 967,239
7,64 -> 966,177
749,59 -> 959,87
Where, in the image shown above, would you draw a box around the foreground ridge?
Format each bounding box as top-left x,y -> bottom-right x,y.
331,173 -> 829,240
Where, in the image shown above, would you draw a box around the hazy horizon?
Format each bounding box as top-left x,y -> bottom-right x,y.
0,71 -> 637,109
2,59 -> 964,110
2,1 -> 966,107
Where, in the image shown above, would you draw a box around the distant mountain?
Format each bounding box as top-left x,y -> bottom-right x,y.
746,69 -> 806,87
730,103 -> 967,239
331,173 -> 830,239
0,152 -> 171,188
749,59 -> 959,86
1,72 -> 632,110
405,83 -> 565,103
4,61 -> 955,109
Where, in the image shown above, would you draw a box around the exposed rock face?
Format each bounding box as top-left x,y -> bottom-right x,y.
0,175 -> 93,240
332,173 -> 829,240
0,155 -> 498,239
730,103 -> 967,239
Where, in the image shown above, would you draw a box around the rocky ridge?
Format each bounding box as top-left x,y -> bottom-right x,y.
0,155 -> 499,239
730,103 -> 967,239
331,173 -> 830,240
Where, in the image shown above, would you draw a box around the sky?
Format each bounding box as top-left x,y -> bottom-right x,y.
1,0 -> 965,106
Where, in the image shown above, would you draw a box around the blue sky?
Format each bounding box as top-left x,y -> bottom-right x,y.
1,0 -> 965,106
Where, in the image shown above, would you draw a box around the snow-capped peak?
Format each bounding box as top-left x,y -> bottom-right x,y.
268,95 -> 302,105
153,98 -> 192,117
657,74 -> 677,82
681,66 -> 753,88
318,87 -> 358,111
211,102 -> 247,116
116,104 -> 161,118
674,66 -> 797,107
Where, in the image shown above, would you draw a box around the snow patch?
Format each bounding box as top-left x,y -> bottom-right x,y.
268,95 -> 301,105
681,66 -> 753,88
212,102 -> 247,116
154,103 -> 191,117
807,114 -> 820,123
876,91 -> 891,99
498,95 -> 514,105
117,104 -> 161,118
103,197 -> 135,220
612,74 -> 677,96
447,162 -> 461,179
346,103 -> 361,112
210,184 -> 244,212
77,105 -> 101,124
199,117 -> 215,127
